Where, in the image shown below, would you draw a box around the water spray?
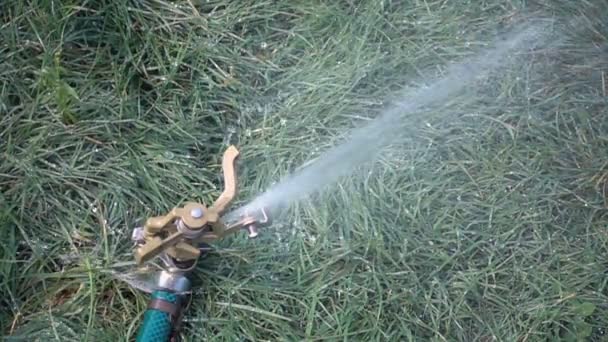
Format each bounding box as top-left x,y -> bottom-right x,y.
229,23 -> 548,220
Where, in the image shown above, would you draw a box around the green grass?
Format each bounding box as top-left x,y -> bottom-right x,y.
1,0 -> 608,341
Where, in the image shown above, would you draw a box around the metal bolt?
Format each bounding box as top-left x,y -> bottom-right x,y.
190,207 -> 204,219
246,225 -> 259,238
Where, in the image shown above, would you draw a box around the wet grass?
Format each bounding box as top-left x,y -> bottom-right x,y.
1,0 -> 608,341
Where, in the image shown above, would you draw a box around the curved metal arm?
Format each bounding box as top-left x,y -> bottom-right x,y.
211,145 -> 239,214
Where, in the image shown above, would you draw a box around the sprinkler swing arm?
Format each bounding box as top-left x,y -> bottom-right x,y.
130,145 -> 270,342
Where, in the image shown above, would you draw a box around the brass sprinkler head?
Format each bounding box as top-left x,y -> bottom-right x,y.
131,145 -> 271,271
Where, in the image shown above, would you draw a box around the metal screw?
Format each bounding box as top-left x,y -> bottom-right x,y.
246,225 -> 259,238
190,207 -> 204,219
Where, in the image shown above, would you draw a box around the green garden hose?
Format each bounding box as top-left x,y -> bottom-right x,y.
136,290 -> 184,342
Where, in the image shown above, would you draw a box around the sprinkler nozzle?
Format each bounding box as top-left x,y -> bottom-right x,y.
131,146 -> 274,270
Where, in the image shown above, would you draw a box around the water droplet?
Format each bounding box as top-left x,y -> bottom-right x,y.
92,207 -> 98,213
164,151 -> 174,159
260,42 -> 268,49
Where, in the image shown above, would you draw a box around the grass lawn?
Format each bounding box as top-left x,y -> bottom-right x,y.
2,0 -> 608,341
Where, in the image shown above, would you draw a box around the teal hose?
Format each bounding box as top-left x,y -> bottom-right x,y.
136,290 -> 183,342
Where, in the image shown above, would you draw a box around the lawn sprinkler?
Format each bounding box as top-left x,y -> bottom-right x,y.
130,145 -> 270,341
